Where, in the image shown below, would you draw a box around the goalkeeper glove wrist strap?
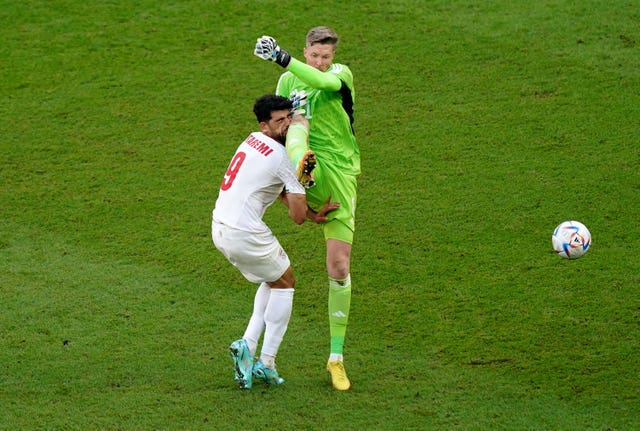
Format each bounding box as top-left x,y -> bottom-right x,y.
275,49 -> 291,68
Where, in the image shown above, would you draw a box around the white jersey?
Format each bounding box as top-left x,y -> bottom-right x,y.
212,132 -> 305,233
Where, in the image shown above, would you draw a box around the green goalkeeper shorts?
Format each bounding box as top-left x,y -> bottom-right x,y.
306,160 -> 357,244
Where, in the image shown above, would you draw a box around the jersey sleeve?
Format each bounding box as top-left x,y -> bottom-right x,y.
278,153 -> 305,195
286,58 -> 343,91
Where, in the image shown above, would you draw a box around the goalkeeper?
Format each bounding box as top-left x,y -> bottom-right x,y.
254,26 -> 359,391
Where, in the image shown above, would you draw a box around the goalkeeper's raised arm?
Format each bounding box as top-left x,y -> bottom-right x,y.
253,35 -> 342,92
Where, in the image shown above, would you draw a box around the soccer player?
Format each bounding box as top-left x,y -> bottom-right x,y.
254,27 -> 359,391
211,94 -> 339,389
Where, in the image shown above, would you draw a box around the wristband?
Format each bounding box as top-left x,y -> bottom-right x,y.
275,49 -> 291,68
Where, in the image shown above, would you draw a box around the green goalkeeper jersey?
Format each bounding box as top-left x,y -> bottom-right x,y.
276,59 -> 360,176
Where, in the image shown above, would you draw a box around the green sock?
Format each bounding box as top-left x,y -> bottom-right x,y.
328,275 -> 352,355
285,123 -> 309,167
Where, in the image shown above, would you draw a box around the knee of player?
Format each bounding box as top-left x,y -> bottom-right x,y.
327,260 -> 350,279
272,268 -> 297,289
290,114 -> 309,128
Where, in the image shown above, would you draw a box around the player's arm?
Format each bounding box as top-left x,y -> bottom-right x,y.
286,58 -> 341,91
254,36 -> 341,91
279,190 -> 339,224
279,190 -> 307,225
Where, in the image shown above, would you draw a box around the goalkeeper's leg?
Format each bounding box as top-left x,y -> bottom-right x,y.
286,119 -> 316,188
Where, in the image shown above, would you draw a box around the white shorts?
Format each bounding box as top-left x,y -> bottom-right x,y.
211,221 -> 290,283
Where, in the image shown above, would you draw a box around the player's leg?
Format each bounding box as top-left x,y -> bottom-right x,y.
253,267 -> 295,385
327,237 -> 352,355
286,118 -> 316,187
218,227 -> 293,388
242,282 -> 270,356
325,226 -> 353,391
325,175 -> 357,390
212,221 -> 257,389
304,166 -> 357,390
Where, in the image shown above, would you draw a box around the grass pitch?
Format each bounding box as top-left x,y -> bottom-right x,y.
1,1 -> 638,429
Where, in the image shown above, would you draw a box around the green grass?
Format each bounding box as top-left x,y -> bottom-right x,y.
1,0 -> 639,429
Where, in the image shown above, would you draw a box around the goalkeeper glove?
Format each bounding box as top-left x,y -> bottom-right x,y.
289,90 -> 307,115
254,35 -> 291,68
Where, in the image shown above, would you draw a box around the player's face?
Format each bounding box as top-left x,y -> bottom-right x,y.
260,109 -> 292,145
303,43 -> 335,72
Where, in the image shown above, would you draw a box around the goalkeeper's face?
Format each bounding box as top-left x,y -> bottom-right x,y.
260,109 -> 292,145
303,43 -> 335,72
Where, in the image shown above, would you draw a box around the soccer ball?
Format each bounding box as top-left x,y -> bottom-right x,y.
552,221 -> 592,259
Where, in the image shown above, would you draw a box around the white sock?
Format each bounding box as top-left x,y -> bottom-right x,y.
329,353 -> 344,363
243,282 -> 271,356
260,288 -> 294,365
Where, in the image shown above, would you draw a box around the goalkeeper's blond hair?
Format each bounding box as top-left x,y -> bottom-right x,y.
306,26 -> 339,48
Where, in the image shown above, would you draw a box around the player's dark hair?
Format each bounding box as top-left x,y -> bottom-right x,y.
253,95 -> 292,123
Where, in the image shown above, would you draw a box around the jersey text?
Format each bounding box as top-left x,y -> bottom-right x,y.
245,135 -> 274,157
